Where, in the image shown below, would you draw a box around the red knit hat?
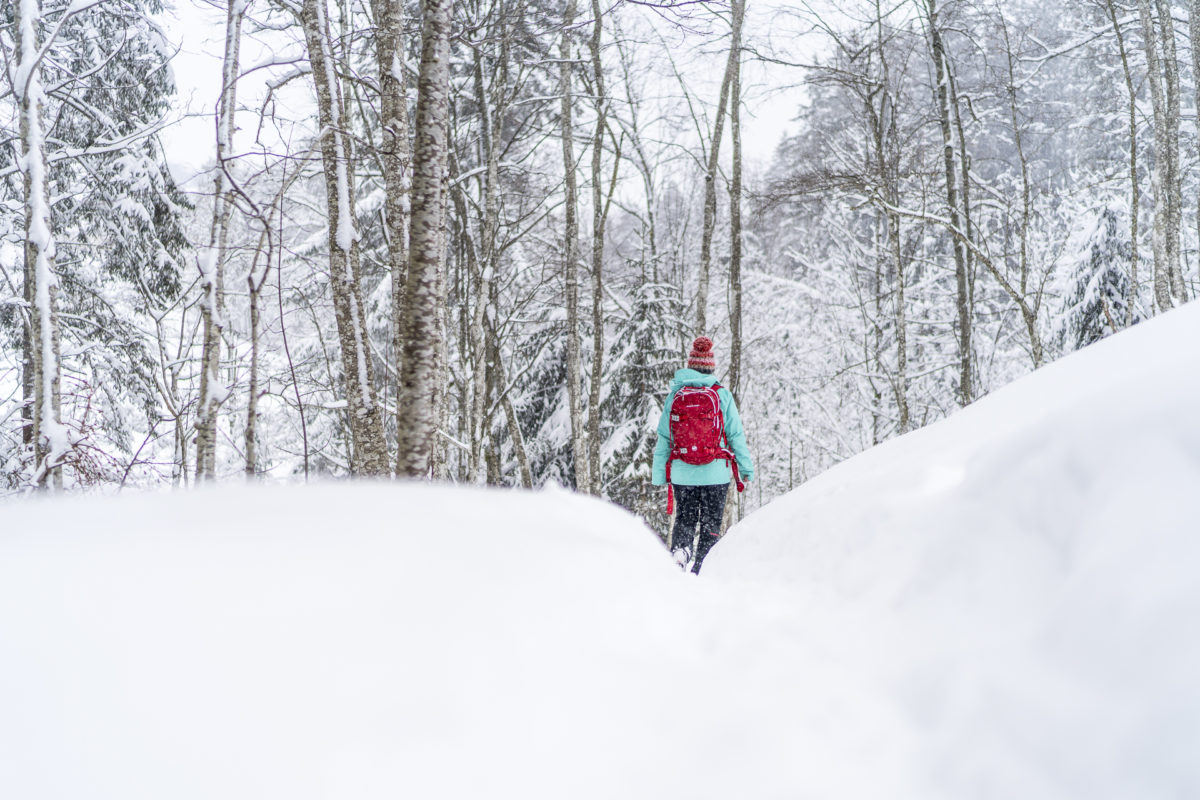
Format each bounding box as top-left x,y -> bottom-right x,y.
687,336 -> 716,371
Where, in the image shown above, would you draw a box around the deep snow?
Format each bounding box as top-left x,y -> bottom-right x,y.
3,303 -> 1200,799
706,300 -> 1200,797
1,484 -> 862,800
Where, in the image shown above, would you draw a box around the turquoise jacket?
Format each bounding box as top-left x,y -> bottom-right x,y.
652,369 -> 755,486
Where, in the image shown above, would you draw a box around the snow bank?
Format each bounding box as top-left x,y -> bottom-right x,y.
6,305 -> 1200,800
707,301 -> 1200,798
1,483 -> 875,800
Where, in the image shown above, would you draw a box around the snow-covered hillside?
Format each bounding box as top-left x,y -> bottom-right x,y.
3,304 -> 1200,799
707,300 -> 1200,797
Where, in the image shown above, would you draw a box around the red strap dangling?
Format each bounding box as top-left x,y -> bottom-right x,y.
665,459 -> 674,514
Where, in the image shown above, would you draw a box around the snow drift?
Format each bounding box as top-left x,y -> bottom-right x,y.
4,303 -> 1200,800
0,483 -> 862,800
707,301 -> 1200,797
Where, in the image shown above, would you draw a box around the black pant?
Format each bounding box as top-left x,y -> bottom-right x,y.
671,483 -> 728,574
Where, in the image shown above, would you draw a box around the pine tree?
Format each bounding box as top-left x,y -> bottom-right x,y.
601,276 -> 683,540
1,0 -> 189,487
1058,207 -> 1136,353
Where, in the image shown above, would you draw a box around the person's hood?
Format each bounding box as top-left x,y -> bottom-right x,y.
669,368 -> 721,392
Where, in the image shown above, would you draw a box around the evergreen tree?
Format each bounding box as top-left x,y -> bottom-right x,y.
0,0 -> 189,486
1057,207 -> 1136,353
601,276 -> 683,540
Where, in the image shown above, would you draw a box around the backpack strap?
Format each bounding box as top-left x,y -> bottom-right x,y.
712,384 -> 745,494
665,459 -> 674,514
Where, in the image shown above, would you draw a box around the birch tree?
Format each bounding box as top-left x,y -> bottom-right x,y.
396,0 -> 452,478
1136,0 -> 1185,310
369,0 -> 412,468
694,9 -> 738,335
558,0 -> 588,490
298,0 -> 390,475
924,0 -> 973,405
874,0 -> 907,431
1103,0 -> 1140,324
194,0 -> 244,481
727,0 -> 745,401
1190,0 -> 1200,286
12,0 -> 67,487
585,0 -> 611,496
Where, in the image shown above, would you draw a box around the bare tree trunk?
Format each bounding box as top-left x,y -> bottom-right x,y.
431,169 -> 453,481
559,0 -> 589,490
720,0 -> 746,530
926,0 -> 972,405
244,207 -> 277,479
300,0 -> 390,475
995,11 -> 1044,367
1190,0 -> 1200,299
193,0 -> 244,481
615,31 -> 659,276
370,0 -> 412,470
872,0 -> 907,432
21,262 -> 32,454
16,0 -> 65,489
397,0 -> 452,478
465,6 -> 515,485
586,0 -> 608,496
695,29 -> 738,335
1154,0 -> 1185,303
727,0 -> 745,403
244,264 -> 263,479
494,340 -> 533,489
1137,0 -> 1175,311
466,49 -> 496,483
1105,0 -> 1140,324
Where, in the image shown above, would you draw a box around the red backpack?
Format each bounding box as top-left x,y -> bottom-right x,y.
665,384 -> 744,513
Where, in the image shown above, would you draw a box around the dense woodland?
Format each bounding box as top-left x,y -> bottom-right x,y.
1,0 -> 1196,533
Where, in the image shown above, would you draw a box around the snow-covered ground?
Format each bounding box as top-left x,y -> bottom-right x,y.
0,483 -> 844,799
706,300 -> 1200,797
4,303 -> 1200,799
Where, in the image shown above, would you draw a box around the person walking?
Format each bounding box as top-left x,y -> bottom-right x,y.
652,336 -> 754,573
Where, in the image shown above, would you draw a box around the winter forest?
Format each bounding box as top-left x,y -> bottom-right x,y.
1,0 -> 1194,528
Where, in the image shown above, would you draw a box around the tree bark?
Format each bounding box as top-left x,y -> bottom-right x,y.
873,0 -> 907,432
467,48 -> 495,484
397,0 -> 452,478
370,0 -> 412,471
586,0 -> 608,496
1105,0 -> 1140,324
15,0 -> 65,488
493,339 -> 533,489
926,0 -> 972,405
695,26 -> 738,336
195,0 -> 244,481
1154,0 -> 1185,303
727,0 -> 745,403
998,10 -> 1043,367
300,0 -> 390,476
244,228 -> 271,479
1137,0 -> 1175,311
559,0 -> 589,490
1190,0 -> 1200,303
727,0 -> 747,526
